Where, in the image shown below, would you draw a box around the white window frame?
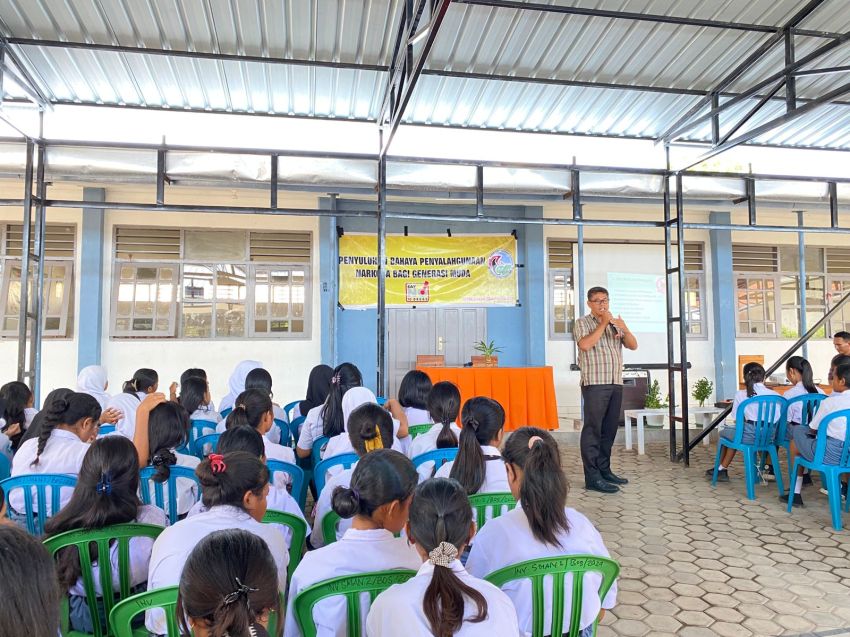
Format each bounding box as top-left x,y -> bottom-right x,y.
0,260 -> 74,339
253,265 -> 311,337
548,268 -> 574,340
111,263 -> 179,337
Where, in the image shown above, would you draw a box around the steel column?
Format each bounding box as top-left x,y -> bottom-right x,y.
32,143 -> 47,403
797,211 -> 808,360
16,140 -> 34,382
676,174 -> 689,465
376,154 -> 388,396
663,175 -> 677,461
785,29 -> 797,111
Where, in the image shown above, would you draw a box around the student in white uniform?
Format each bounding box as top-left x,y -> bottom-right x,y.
107,368 -> 159,440
296,362 -> 363,459
219,360 -> 263,415
221,390 -> 296,473
285,450 -> 421,637
178,368 -> 216,412
0,380 -> 38,452
177,529 -> 281,637
397,370 -> 434,428
706,362 -> 781,482
245,367 -> 286,444
179,375 -> 220,433
75,365 -> 111,410
292,365 -> 335,422
10,392 -> 101,516
466,427 -> 617,637
188,426 -> 308,543
786,362 -> 850,507
310,403 -> 395,548
322,387 -> 408,459
367,477 -> 519,637
408,381 -> 462,481
43,436 -> 166,633
146,451 -> 288,635
436,397 -> 509,494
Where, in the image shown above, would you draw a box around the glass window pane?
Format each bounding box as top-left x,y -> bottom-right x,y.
216,302 -> 245,337
779,246 -> 799,272
137,267 -> 157,280
806,247 -> 824,272
132,318 -> 154,331
780,276 -> 798,306
120,266 -> 134,280
44,317 -> 60,330
255,319 -> 268,333
554,320 -> 565,334
183,303 -> 212,338
216,265 -> 246,301
183,265 -> 214,301
270,319 -> 289,333
115,318 -> 130,331
781,308 -> 799,339
45,280 -> 63,314
291,319 -> 304,333
4,317 -> 18,331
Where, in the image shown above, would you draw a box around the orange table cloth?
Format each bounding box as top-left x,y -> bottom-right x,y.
417,366 -> 559,431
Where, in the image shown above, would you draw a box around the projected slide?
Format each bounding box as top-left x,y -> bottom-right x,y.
607,272 -> 666,334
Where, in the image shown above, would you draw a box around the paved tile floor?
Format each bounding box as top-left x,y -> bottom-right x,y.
560,442 -> 850,637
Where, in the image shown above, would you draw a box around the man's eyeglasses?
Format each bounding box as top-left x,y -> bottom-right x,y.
589,298 -> 609,305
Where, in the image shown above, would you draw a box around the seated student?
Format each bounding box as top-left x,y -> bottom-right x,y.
0,525 -> 62,637
177,529 -> 280,637
296,362 -> 362,459
76,365 -> 111,410
219,360 -> 263,415
310,403 -> 395,548
180,374 -> 220,429
292,364 -> 335,422
10,392 -> 101,514
398,369 -> 433,427
323,387 -> 407,459
221,390 -> 296,472
107,368 -> 158,439
285,450 -> 421,637
1,380 -> 38,451
367,477 -> 519,637
44,436 -> 167,633
188,426 -> 307,544
785,361 -> 850,507
705,362 -> 781,482
436,397 -> 508,494
172,368 -> 215,411
146,451 -> 288,635
466,428 -> 617,637
408,382 -> 462,481
244,368 -> 286,444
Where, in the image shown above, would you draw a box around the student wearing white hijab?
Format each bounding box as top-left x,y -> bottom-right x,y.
218,360 -> 263,415
75,366 -> 111,410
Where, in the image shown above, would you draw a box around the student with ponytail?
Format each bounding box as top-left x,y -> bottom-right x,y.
178,529 -> 280,637
310,403 -> 396,548
322,386 -> 408,459
146,451 -> 287,635
44,437 -> 166,633
220,389 -> 295,468
106,368 -> 158,439
784,356 -> 825,426
180,375 -> 220,426
436,397 -> 509,494
244,367 -> 286,443
408,382 -> 462,480
366,478 -> 519,637
466,427 -> 617,637
296,362 -> 363,459
285,449 -> 421,637
10,391 -> 101,514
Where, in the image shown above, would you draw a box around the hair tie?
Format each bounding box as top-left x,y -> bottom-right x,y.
468,417 -> 480,431
151,454 -> 165,467
222,577 -> 258,607
95,472 -> 112,496
363,426 -> 384,453
331,373 -> 341,385
209,453 -> 227,474
428,541 -> 458,567
527,435 -> 543,449
235,403 -> 246,410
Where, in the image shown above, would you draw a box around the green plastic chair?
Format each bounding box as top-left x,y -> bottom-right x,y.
293,570 -> 417,637
485,555 -> 619,637
262,508 -> 308,582
407,423 -> 433,439
468,491 -> 516,529
42,523 -> 166,637
321,509 -> 342,546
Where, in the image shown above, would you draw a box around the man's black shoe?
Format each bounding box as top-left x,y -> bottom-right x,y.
585,478 -> 619,494
601,471 -> 628,485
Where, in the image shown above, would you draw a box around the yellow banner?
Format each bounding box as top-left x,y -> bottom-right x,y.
339,234 -> 518,307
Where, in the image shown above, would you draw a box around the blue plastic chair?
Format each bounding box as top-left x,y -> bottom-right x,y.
139,465 -> 202,525
775,394 -> 827,479
272,418 -> 291,447
412,448 -> 459,473
314,453 -> 359,497
0,453 -> 9,481
268,459 -> 308,511
0,473 -> 78,535
787,409 -> 850,531
191,432 -> 222,458
220,407 -> 233,418
283,400 -> 302,422
190,419 -> 218,443
289,415 -> 307,446
711,395 -> 786,500
376,396 -> 387,406
97,424 -> 116,436
311,434 -> 331,468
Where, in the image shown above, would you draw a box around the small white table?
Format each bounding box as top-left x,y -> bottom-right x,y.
623,409 -> 667,455
678,407 -> 726,446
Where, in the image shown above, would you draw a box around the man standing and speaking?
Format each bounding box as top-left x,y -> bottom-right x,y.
574,286 -> 638,494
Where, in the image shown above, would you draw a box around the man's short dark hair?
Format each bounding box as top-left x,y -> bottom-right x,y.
834,331 -> 850,341
587,286 -> 609,301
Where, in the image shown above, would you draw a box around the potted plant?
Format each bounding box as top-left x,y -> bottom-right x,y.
643,379 -> 668,427
472,340 -> 502,367
691,377 -> 714,408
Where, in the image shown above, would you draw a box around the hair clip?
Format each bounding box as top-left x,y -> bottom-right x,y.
330,373 -> 341,385
363,426 -> 384,452
222,577 -> 258,607
151,454 -> 165,467
209,453 -> 227,474
527,435 -> 543,449
95,472 -> 112,496
428,541 -> 458,568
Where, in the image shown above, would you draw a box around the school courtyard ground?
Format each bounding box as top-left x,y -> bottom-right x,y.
557,441 -> 850,637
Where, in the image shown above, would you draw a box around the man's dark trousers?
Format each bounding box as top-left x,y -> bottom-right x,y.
580,384 -> 623,482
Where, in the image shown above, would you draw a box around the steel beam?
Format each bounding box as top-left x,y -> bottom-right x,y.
0,36 -> 51,109
717,79 -> 786,147
17,139 -> 34,381
785,29 -> 797,111
376,154 -> 388,395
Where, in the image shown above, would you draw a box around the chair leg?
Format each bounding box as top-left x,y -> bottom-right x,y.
787,459 -> 800,514
711,442 -> 724,486
768,448 -> 785,496
743,450 -> 756,501
826,472 -> 843,532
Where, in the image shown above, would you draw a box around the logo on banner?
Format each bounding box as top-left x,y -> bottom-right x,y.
487,250 -> 515,279
406,281 -> 430,303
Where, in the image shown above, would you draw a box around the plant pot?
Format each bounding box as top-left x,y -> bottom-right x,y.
644,409 -> 667,428
472,355 -> 498,368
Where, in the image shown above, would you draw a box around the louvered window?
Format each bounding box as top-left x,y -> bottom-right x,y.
547,240 -> 574,339
5,224 -> 76,258
115,228 -> 181,260
733,245 -> 778,272
250,232 -> 311,262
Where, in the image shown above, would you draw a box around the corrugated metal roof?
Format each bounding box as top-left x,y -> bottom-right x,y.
1,0 -> 849,150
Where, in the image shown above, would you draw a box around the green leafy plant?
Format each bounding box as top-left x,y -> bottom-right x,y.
473,339 -> 503,357
644,380 -> 668,409
691,377 -> 714,407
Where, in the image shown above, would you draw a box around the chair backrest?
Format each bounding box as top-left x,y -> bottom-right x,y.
43,522 -> 165,637
220,407 -> 233,418
97,424 -> 116,437
289,415 -> 307,445
0,452 -> 10,481
109,585 -> 180,637
485,555 -> 620,637
189,419 -> 218,443
0,473 -> 78,535
311,434 -> 330,467
283,400 -> 302,422
139,466 -> 202,525
468,492 -> 517,529
376,396 -> 387,406
321,510 -> 342,546
314,453 -> 359,497
735,395 -> 787,447
191,432 -> 222,458
811,409 -> 850,468
262,509 -> 308,581
274,418 -> 293,447
294,570 -> 417,637
785,393 -> 828,430
407,423 -> 433,439
412,447 -> 458,472
267,459 -> 307,510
